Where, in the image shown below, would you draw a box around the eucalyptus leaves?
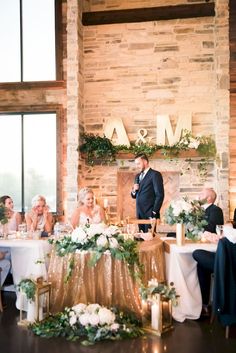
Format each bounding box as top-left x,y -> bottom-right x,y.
164,197 -> 208,240
50,223 -> 143,283
31,303 -> 143,345
79,130 -> 216,166
18,279 -> 36,302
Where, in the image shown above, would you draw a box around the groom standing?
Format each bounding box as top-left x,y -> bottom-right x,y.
131,153 -> 164,232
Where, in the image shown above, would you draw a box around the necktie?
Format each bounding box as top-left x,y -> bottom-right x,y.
139,172 -> 144,182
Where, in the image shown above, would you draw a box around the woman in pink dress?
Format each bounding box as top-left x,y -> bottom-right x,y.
71,187 -> 105,228
0,195 -> 21,233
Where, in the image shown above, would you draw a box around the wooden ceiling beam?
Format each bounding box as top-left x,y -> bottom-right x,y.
82,2 -> 215,26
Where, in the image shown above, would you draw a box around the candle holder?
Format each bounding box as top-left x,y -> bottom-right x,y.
18,277 -> 51,326
143,293 -> 173,336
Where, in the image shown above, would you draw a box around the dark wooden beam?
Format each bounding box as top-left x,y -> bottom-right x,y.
82,2 -> 215,26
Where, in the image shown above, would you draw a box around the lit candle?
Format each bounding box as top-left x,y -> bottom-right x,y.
103,198 -> 108,208
151,302 -> 160,331
27,301 -> 36,323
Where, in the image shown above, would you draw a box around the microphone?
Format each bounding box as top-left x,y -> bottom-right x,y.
134,174 -> 140,185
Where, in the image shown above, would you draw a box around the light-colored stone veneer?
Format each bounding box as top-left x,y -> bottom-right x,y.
80,0 -> 229,221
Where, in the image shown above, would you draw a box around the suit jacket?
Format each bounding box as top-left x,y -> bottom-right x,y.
131,168 -> 164,219
204,204 -> 224,233
213,237 -> 236,326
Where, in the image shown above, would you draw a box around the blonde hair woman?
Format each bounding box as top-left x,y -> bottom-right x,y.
25,195 -> 53,233
71,188 -> 105,228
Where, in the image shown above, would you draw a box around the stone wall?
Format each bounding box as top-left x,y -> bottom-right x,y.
83,0 -> 208,12
80,0 -> 230,221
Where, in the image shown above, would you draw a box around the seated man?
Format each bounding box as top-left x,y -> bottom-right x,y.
192,188 -> 224,317
0,251 -> 11,288
199,188 -> 224,233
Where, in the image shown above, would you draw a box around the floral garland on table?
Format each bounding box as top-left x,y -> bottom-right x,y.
79,130 -> 216,167
31,303 -> 143,345
49,223 -> 144,283
164,197 -> 208,241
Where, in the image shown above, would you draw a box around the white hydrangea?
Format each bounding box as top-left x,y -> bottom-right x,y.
69,313 -> 77,326
88,313 -> 100,326
86,223 -> 106,239
86,303 -> 101,314
72,303 -> 87,315
96,235 -> 108,248
98,307 -> 116,325
71,227 -> 88,244
79,313 -> 90,326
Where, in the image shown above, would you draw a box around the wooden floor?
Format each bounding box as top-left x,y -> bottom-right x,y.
0,292 -> 235,353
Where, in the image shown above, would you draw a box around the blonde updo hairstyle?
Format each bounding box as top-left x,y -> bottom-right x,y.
31,195 -> 47,208
78,187 -> 94,206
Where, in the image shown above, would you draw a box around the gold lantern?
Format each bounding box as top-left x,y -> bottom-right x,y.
18,277 -> 51,326
143,293 -> 173,336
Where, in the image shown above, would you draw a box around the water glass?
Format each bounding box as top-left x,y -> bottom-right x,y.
216,225 -> 224,237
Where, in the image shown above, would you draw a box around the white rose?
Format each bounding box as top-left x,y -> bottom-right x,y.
69,314 -> 77,326
96,235 -> 108,248
98,307 -> 115,325
109,237 -> 119,249
79,313 -> 90,326
72,303 -> 87,315
88,313 -> 100,326
110,323 -> 119,331
86,303 -> 101,314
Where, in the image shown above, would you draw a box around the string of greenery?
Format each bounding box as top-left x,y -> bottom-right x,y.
79,130 -> 216,166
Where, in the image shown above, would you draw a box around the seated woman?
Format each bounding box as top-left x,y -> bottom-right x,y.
25,195 -> 53,235
0,195 -> 21,233
71,187 -> 105,228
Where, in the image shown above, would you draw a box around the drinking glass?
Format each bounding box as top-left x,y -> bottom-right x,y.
216,225 -> 224,237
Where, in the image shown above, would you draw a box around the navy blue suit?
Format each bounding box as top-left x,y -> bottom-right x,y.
204,204 -> 224,233
131,168 -> 164,232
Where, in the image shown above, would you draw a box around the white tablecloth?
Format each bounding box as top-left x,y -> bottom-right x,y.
0,238 -> 51,309
164,239 -> 217,322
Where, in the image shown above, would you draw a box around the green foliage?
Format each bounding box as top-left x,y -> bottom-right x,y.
140,282 -> 179,307
79,131 -> 216,176
79,133 -> 117,165
30,306 -> 144,344
18,279 -> 36,301
164,197 -> 208,241
50,226 -> 144,285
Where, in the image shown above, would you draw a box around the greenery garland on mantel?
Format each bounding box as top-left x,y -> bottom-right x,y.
79,130 -> 217,179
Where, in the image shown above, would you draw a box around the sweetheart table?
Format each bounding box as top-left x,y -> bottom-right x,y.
48,238 -> 166,316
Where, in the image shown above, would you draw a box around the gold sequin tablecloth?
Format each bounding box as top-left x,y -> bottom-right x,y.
48,238 -> 165,316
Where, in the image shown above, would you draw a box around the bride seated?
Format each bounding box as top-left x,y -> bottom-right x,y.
71,187 -> 105,228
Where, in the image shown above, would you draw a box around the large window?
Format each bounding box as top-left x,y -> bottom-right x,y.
0,113 -> 57,212
0,0 -> 56,82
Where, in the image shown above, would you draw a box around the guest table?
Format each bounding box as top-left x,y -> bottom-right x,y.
48,238 -> 165,316
0,238 -> 51,309
163,238 -> 217,322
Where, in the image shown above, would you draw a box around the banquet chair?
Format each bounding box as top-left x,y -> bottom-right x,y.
212,237 -> 236,338
0,267 -> 3,312
125,218 -> 157,236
